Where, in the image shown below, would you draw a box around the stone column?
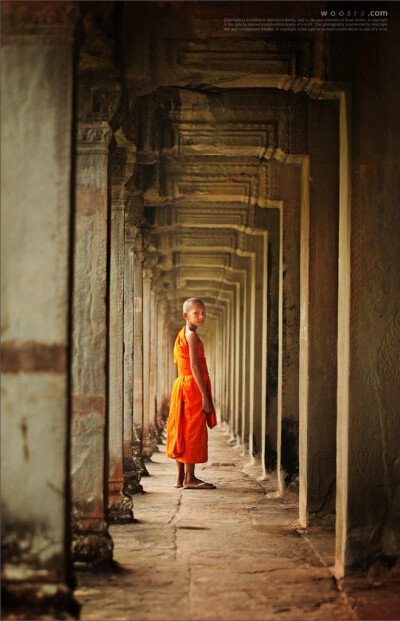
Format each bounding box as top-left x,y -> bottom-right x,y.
335,36 -> 400,572
132,229 -> 150,473
163,313 -> 173,421
1,2 -> 79,616
70,122 -> 113,565
233,283 -> 241,443
168,324 -> 177,403
254,206 -> 280,472
108,139 -> 135,523
221,307 -> 228,427
227,289 -> 236,440
229,291 -> 235,437
240,259 -> 252,454
155,299 -> 163,429
123,205 -> 145,493
142,247 -> 159,459
248,233 -> 268,470
149,289 -> 160,447
298,100 -> 339,526
268,159 -> 301,492
246,254 -> 257,461
156,299 -> 168,431
142,267 -> 153,459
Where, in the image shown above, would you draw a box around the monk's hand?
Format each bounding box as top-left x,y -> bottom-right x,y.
202,394 -> 212,414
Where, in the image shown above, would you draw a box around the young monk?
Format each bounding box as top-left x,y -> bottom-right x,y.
166,298 -> 217,489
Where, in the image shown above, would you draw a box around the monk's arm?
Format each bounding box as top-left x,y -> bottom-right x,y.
186,330 -> 212,414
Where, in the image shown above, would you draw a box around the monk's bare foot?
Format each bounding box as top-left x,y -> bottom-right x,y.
184,476 -> 203,486
174,479 -> 184,488
183,477 -> 216,489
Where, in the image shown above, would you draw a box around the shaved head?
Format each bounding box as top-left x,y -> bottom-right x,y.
183,298 -> 205,313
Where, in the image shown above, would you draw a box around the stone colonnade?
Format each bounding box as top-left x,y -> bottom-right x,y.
1,1 -> 399,617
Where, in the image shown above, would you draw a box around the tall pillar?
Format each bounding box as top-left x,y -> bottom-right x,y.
70,122 -> 114,565
156,299 -> 168,430
335,33 -> 400,572
149,289 -> 160,447
255,206 -> 280,472
142,267 -> 153,460
123,204 -> 145,493
224,299 -> 231,431
1,2 -> 79,616
247,253 -> 256,462
142,247 -> 160,457
233,282 -> 241,443
248,233 -> 268,471
108,137 -> 134,522
268,159 -> 301,492
299,100 -> 339,526
214,317 -> 221,419
241,261 -> 252,454
132,230 -> 150,473
222,304 -> 229,427
230,297 -> 235,432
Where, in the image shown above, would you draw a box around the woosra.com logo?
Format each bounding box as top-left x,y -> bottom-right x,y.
321,10 -> 388,17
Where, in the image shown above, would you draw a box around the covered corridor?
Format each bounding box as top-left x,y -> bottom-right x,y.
1,1 -> 400,620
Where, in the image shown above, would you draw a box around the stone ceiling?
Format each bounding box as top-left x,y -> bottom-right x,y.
134,86 -> 308,334
107,0 -> 328,335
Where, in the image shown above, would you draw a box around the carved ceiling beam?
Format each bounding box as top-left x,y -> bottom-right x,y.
122,3 -> 322,95
2,1 -> 79,40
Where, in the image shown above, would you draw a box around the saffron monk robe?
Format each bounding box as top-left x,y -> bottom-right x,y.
166,298 -> 217,489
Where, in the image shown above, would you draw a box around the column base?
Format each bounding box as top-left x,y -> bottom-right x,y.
149,437 -> 160,453
142,436 -> 154,462
2,581 -> 79,620
139,460 -> 151,475
149,424 -> 162,452
131,442 -> 150,476
71,522 -> 113,567
108,492 -> 135,523
123,470 -> 144,494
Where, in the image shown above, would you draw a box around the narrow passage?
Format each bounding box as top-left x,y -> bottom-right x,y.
76,429 -> 355,621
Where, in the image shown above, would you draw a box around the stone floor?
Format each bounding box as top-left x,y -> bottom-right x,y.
75,428 -> 400,621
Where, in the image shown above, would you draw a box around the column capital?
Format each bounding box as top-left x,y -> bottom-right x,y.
110,145 -> 136,183
133,228 -> 151,263
143,244 -> 159,278
124,203 -> 150,262
124,196 -> 145,238
77,82 -> 122,125
110,134 -> 137,211
110,140 -> 137,206
77,122 -> 113,150
111,188 -> 129,211
1,1 -> 79,39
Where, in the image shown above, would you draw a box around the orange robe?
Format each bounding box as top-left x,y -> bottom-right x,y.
166,326 -> 217,463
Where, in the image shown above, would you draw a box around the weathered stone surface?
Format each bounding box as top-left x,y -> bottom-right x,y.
298,98 -> 339,525
334,25 -> 400,574
70,120 -> 114,565
71,531 -> 113,568
108,137 -> 136,524
1,1 -> 78,616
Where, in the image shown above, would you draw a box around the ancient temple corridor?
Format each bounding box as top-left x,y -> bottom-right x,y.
2,1 -> 400,619
75,429 -> 398,621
